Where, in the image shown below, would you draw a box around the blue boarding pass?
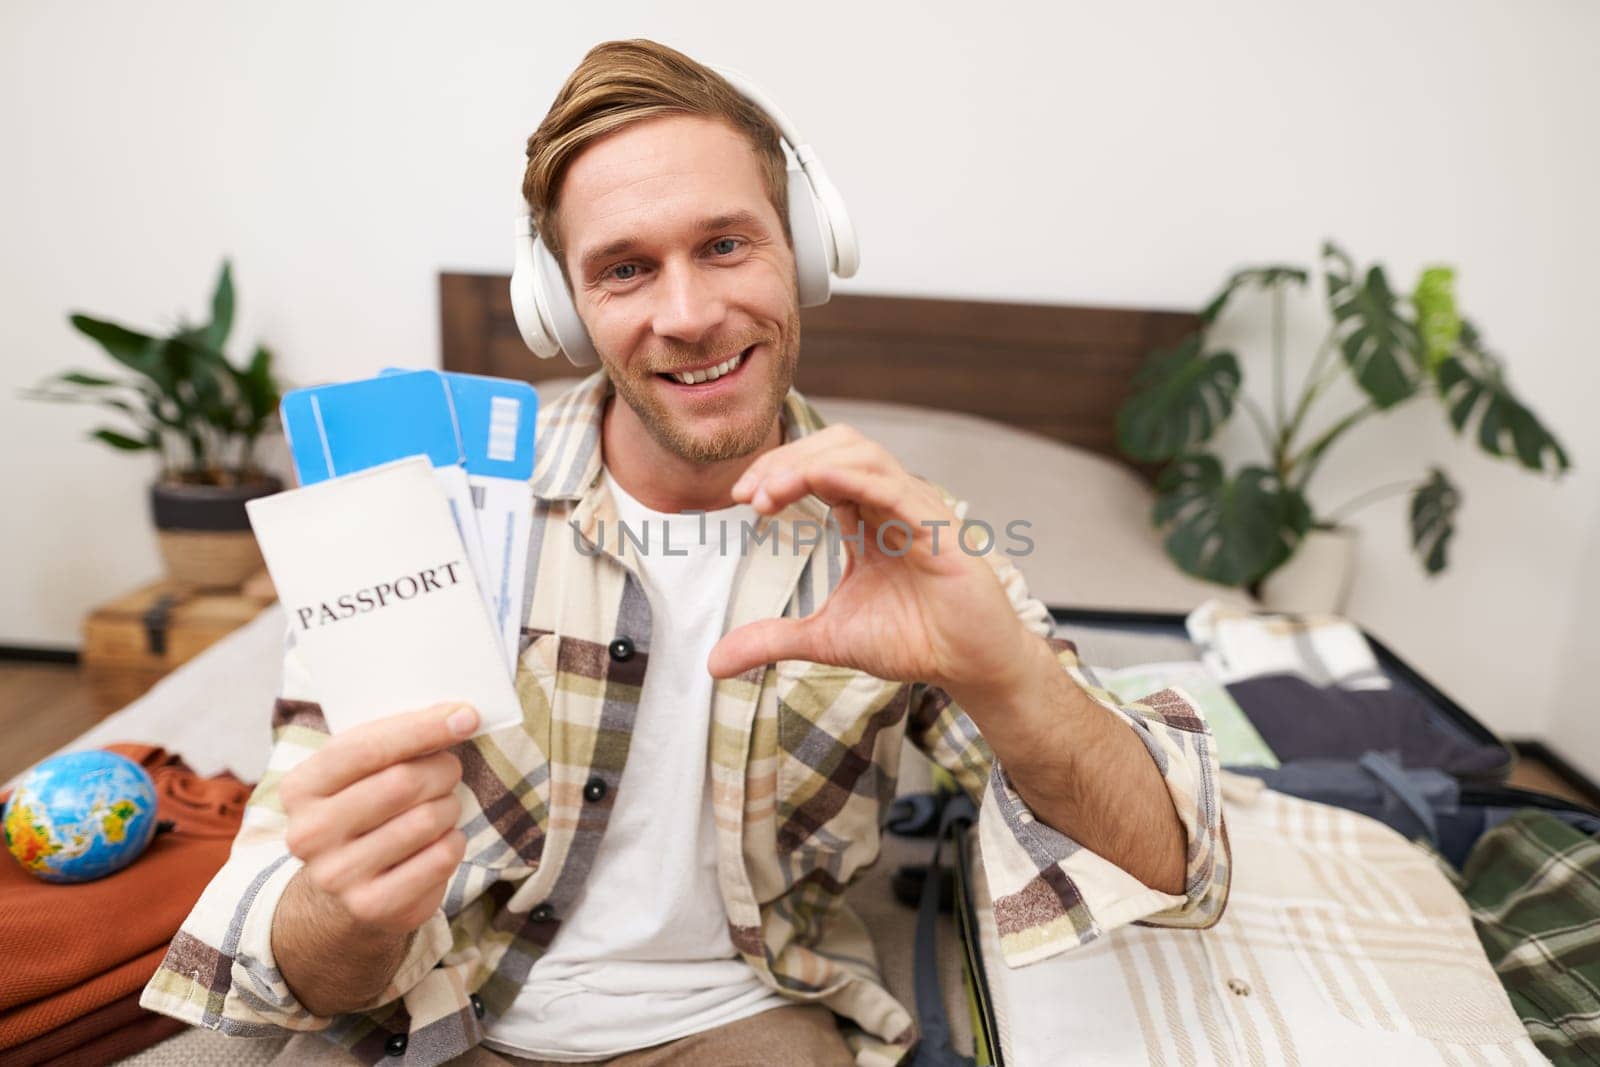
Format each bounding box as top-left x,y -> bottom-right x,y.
279,371 -> 500,645
380,369 -> 539,671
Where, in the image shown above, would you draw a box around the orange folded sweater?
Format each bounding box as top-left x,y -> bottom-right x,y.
0,744 -> 250,1051
4,989 -> 185,1066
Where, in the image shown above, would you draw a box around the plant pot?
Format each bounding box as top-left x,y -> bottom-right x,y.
149,476 -> 282,589
1260,525 -> 1359,615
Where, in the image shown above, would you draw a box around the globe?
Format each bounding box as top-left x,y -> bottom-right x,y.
4,750 -> 159,883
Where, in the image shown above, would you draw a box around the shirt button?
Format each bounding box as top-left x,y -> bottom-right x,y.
608,636 -> 635,662
583,777 -> 608,803
384,1033 -> 408,1056
470,993 -> 485,1019
1227,978 -> 1251,997
531,903 -> 555,922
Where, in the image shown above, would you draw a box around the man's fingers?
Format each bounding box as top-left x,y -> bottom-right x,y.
707,617 -> 825,679
289,750 -> 463,858
341,828 -> 468,933
755,466 -> 952,560
730,428 -> 847,495
770,465 -> 902,515
293,703 -> 479,798
308,793 -> 463,896
732,427 -> 886,502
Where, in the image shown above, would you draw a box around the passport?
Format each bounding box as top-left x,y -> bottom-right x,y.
245,455 -> 523,738
378,369 -> 540,671
278,372 -> 499,636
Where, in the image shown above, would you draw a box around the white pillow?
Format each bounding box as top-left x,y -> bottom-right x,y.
811,397 -> 1230,612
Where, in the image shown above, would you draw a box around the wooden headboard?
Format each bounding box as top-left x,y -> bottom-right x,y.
439,272 -> 1197,474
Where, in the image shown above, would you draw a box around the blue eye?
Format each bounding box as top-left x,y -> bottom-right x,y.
610,264 -> 638,281
711,238 -> 740,255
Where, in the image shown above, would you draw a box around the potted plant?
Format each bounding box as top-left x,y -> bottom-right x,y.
1115,241 -> 1570,610
26,261 -> 285,588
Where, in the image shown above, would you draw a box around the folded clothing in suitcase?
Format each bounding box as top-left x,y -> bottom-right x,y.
931,774 -> 1552,1066
1458,809 -> 1600,1064
1058,604 -> 1517,785
925,780 -> 1600,1065
904,607 -> 1598,1066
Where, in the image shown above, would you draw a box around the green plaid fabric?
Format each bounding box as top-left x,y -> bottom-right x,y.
1461,809 -> 1600,1065
141,372 -> 1229,1066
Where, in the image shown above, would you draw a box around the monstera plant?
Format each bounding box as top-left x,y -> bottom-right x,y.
1116,241 -> 1569,591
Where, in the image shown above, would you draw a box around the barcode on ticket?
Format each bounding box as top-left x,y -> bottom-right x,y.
487,397 -> 520,463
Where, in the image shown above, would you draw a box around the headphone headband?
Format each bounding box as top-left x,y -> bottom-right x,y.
510,63 -> 858,366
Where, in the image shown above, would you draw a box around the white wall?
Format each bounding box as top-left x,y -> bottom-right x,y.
4,1 -> 1597,767
1549,509 -> 1600,774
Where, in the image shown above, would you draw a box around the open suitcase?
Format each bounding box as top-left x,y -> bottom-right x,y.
906,607 -> 1600,1067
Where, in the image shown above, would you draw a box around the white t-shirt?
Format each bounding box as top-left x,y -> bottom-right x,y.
482,470 -> 789,1061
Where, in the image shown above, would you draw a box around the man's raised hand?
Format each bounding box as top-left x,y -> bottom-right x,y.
708,424 -> 1035,701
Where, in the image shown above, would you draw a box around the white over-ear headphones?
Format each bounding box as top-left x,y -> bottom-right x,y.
510,64 -> 860,367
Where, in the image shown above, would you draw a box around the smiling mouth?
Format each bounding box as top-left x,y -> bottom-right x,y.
656,345 -> 755,386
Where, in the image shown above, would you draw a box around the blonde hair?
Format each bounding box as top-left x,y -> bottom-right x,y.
522,39 -> 791,283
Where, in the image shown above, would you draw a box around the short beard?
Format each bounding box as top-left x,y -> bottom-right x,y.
607,308 -> 800,465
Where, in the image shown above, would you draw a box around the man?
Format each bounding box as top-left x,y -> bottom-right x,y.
143,39 -> 1228,1067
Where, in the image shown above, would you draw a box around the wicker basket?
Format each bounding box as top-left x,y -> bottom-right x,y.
149,476 -> 282,590
155,529 -> 267,590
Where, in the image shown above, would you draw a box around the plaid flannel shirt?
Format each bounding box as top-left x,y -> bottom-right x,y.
141,372 -> 1230,1066
969,773 -> 1546,1064
1459,809 -> 1600,1063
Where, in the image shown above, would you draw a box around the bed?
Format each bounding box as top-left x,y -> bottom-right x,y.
60,282 -> 1249,1063
438,276 -> 1236,613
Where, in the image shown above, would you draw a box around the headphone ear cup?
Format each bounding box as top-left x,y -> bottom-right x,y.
805,163 -> 859,279
785,167 -> 832,308
511,219 -> 561,360
532,235 -> 600,367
